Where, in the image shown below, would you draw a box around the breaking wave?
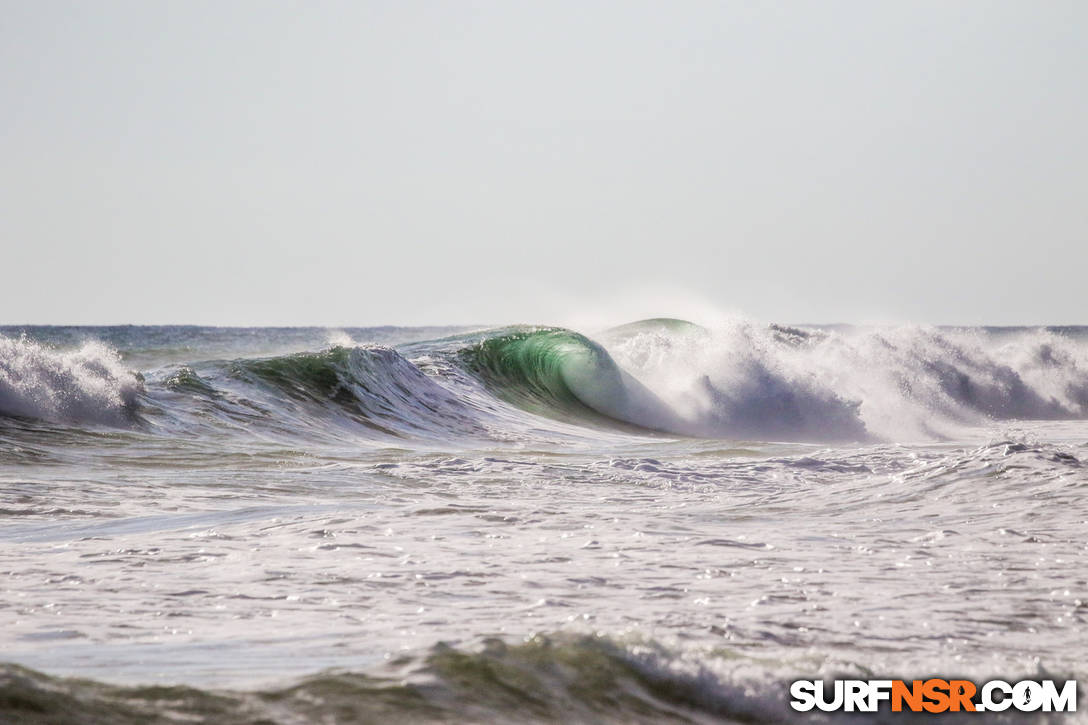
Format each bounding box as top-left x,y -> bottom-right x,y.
0,336 -> 140,426
2,321 -> 1087,443
458,327 -> 685,434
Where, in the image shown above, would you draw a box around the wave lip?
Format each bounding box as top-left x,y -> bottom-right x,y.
0,335 -> 140,426
458,327 -> 686,435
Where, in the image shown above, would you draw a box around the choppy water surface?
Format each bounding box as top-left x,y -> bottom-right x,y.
1,322 -> 1085,723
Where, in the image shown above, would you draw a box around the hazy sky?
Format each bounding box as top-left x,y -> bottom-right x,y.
2,1 -> 1085,326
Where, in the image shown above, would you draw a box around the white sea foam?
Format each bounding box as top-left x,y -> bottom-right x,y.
0,335 -> 140,425
601,322 -> 1088,442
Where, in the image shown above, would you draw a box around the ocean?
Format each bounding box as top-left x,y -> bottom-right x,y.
0,320 -> 1085,723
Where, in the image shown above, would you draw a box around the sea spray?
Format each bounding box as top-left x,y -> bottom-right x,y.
0,335 -> 140,425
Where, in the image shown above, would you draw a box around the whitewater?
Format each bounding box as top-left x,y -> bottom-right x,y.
0,320 -> 1085,723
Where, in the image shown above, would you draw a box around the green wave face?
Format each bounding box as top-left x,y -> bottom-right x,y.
459,328 -> 619,424
231,347 -> 360,408
459,327 -> 681,435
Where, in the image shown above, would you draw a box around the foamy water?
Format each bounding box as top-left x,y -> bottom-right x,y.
0,322 -> 1085,723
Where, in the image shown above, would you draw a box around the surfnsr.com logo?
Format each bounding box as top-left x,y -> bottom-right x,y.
790,679 -> 1077,713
